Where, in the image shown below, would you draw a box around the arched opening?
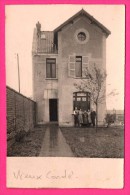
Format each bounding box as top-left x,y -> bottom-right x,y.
73,92 -> 90,111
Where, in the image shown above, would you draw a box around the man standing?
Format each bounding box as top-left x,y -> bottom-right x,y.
91,110 -> 96,127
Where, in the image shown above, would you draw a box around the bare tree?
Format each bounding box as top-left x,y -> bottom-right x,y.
74,64 -> 118,130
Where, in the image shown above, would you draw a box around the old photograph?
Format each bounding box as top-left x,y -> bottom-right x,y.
6,4 -> 125,188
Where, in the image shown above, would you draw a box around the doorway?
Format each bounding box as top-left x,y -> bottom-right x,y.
49,99 -> 58,121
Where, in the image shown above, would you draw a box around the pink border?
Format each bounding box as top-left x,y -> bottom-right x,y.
0,0 -> 130,194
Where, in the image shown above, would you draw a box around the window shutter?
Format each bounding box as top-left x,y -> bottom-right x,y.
82,56 -> 89,77
68,55 -> 75,78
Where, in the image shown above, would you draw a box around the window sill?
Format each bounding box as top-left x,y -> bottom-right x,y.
74,77 -> 88,79
45,78 -> 58,80
74,77 -> 82,79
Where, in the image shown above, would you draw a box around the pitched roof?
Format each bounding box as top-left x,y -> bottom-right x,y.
54,9 -> 111,37
39,31 -> 54,53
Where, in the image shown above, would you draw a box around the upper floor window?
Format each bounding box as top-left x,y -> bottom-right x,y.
46,58 -> 56,78
75,29 -> 90,44
77,32 -> 86,41
68,55 -> 89,78
75,56 -> 82,77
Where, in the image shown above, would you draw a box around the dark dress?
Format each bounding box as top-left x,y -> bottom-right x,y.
83,112 -> 88,125
78,110 -> 83,126
91,111 -> 96,126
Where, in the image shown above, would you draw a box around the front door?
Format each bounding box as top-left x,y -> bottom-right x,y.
49,99 -> 58,121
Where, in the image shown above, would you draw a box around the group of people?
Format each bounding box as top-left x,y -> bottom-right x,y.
73,107 -> 96,127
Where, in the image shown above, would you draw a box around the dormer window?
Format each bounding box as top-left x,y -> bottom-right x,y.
41,33 -> 46,39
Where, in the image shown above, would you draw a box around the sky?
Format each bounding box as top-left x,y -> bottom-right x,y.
5,5 -> 125,110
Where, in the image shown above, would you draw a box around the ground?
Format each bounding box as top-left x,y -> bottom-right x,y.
60,126 -> 124,158
7,127 -> 46,157
7,126 -> 124,158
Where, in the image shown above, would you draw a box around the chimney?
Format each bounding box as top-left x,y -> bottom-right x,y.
36,21 -> 41,37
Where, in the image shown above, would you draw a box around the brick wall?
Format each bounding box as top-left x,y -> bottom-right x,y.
7,86 -> 36,140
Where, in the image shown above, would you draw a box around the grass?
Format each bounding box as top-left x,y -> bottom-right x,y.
7,125 -> 124,158
60,126 -> 124,158
7,127 -> 46,157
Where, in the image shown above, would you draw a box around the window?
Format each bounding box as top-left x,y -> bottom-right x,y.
46,58 -> 56,78
77,97 -> 81,101
75,56 -> 82,77
82,97 -> 86,101
68,55 -> 89,78
41,33 -> 46,39
77,32 -> 86,41
75,29 -> 90,44
73,92 -> 90,111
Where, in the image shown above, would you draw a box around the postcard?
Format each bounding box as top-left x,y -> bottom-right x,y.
0,2 -> 129,193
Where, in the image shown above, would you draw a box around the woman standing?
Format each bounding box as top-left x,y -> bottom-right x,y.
83,110 -> 88,126
78,109 -> 83,127
87,110 -> 91,127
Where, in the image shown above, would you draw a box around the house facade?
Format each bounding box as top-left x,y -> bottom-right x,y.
32,9 -> 110,126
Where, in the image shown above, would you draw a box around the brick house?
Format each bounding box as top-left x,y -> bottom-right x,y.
32,9 -> 110,126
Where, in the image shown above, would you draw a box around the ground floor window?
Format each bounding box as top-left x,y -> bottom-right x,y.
73,92 -> 90,111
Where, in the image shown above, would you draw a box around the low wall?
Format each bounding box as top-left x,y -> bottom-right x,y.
7,86 -> 36,140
